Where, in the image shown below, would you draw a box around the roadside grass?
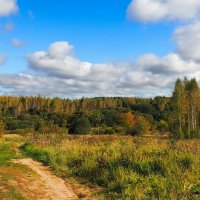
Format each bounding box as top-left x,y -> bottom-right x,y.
0,137 -> 32,200
21,134 -> 200,199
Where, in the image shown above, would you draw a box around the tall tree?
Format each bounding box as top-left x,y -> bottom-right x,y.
184,78 -> 200,137
171,79 -> 187,138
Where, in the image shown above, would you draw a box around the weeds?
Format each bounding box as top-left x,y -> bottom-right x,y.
22,134 -> 200,199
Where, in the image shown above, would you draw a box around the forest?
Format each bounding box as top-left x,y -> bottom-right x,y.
0,77 -> 199,139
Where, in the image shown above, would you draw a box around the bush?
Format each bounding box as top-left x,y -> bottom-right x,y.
104,127 -> 115,135
35,120 -> 66,135
69,116 -> 91,134
132,116 -> 151,135
91,127 -> 116,135
114,126 -> 126,134
6,118 -> 34,130
157,120 -> 169,132
178,156 -> 193,170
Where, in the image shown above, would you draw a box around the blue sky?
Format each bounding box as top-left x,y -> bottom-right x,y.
0,0 -> 200,97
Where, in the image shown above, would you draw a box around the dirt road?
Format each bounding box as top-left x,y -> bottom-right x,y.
14,158 -> 78,200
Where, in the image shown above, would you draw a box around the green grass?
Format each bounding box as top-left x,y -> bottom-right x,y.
21,134 -> 200,199
0,137 -> 24,164
0,136 -> 30,200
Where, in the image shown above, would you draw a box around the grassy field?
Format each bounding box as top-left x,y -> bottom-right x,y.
21,134 -> 200,199
0,136 -> 35,200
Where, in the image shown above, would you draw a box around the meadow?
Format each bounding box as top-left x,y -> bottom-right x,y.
0,136 -> 34,200
21,134 -> 200,199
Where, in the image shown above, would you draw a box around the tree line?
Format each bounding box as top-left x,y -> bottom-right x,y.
171,78 -> 200,138
0,78 -> 199,138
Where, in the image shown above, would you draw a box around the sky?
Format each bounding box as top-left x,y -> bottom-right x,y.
0,0 -> 200,98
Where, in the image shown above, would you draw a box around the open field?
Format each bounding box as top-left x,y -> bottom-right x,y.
21,134 -> 200,199
0,135 -> 99,200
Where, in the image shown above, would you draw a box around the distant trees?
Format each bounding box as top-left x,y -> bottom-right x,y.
171,78 -> 200,138
0,78 -> 200,137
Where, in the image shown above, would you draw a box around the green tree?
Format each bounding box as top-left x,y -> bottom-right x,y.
120,112 -> 136,133
171,79 -> 187,138
69,116 -> 91,134
184,78 -> 200,137
132,115 -> 151,135
88,110 -> 103,127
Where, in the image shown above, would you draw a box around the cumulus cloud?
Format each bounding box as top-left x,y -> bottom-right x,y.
127,0 -> 200,22
0,54 -> 7,65
11,38 -> 24,47
136,53 -> 200,74
27,42 -> 91,78
174,22 -> 200,62
1,32 -> 200,98
0,0 -> 18,16
0,40 -> 197,98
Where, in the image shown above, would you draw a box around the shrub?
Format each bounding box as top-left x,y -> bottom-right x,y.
69,116 -> 91,134
132,116 -> 151,135
35,120 -> 66,135
178,156 -> 193,170
91,127 -> 116,135
114,126 -> 126,134
104,127 -> 115,135
157,120 -> 169,132
120,112 -> 136,129
6,118 -> 34,130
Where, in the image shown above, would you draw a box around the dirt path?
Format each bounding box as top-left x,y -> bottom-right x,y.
1,134 -> 100,200
14,159 -> 78,200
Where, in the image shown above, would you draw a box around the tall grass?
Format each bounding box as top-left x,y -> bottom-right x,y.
22,134 -> 200,199
0,138 -> 22,165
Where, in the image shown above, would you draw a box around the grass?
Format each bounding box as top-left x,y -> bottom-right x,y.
0,136 -> 32,200
21,134 -> 200,199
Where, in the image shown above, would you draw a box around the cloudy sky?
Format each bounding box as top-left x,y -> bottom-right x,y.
0,0 -> 200,98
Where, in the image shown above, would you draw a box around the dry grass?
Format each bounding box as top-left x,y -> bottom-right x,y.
22,134 -> 200,199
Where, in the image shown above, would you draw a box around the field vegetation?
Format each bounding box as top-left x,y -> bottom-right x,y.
0,136 -> 34,200
22,134 -> 200,199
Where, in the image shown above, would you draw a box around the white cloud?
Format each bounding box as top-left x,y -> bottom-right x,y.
11,38 -> 24,47
27,42 -> 92,78
136,53 -> 200,74
0,54 -> 7,65
127,0 -> 200,22
0,0 -> 18,16
1,38 -> 200,98
174,22 -> 200,62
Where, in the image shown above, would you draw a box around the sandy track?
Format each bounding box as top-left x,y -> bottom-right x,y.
15,158 -> 78,200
